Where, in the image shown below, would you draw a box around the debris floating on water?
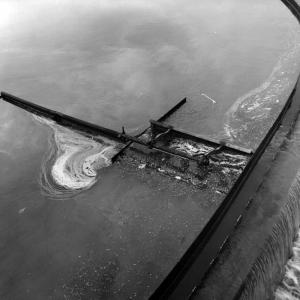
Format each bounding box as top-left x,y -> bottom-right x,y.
201,93 -> 216,104
18,208 -> 26,214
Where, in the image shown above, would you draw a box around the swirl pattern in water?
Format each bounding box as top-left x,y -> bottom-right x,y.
33,116 -> 120,199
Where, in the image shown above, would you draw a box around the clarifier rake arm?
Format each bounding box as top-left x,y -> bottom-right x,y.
0,91 -> 197,162
0,91 -> 123,141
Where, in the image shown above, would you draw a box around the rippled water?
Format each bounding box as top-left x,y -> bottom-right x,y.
0,0 -> 300,299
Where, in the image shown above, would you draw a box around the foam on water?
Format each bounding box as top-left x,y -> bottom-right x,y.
170,139 -> 214,156
236,166 -> 300,300
33,115 -> 119,199
275,237 -> 300,299
275,171 -> 300,300
169,138 -> 247,170
224,28 -> 300,149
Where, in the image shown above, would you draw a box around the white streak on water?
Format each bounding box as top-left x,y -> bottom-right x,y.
201,93 -> 216,104
33,115 -> 119,199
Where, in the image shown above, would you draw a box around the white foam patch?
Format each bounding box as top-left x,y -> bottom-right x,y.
169,138 -> 248,170
224,28 -> 300,149
275,236 -> 300,300
169,138 -> 214,156
33,115 -> 119,197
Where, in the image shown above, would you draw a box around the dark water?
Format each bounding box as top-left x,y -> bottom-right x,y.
1,0 -> 299,136
0,0 -> 300,299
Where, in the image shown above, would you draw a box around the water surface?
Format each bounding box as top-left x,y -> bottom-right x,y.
1,0 -> 299,137
1,0 -> 300,299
